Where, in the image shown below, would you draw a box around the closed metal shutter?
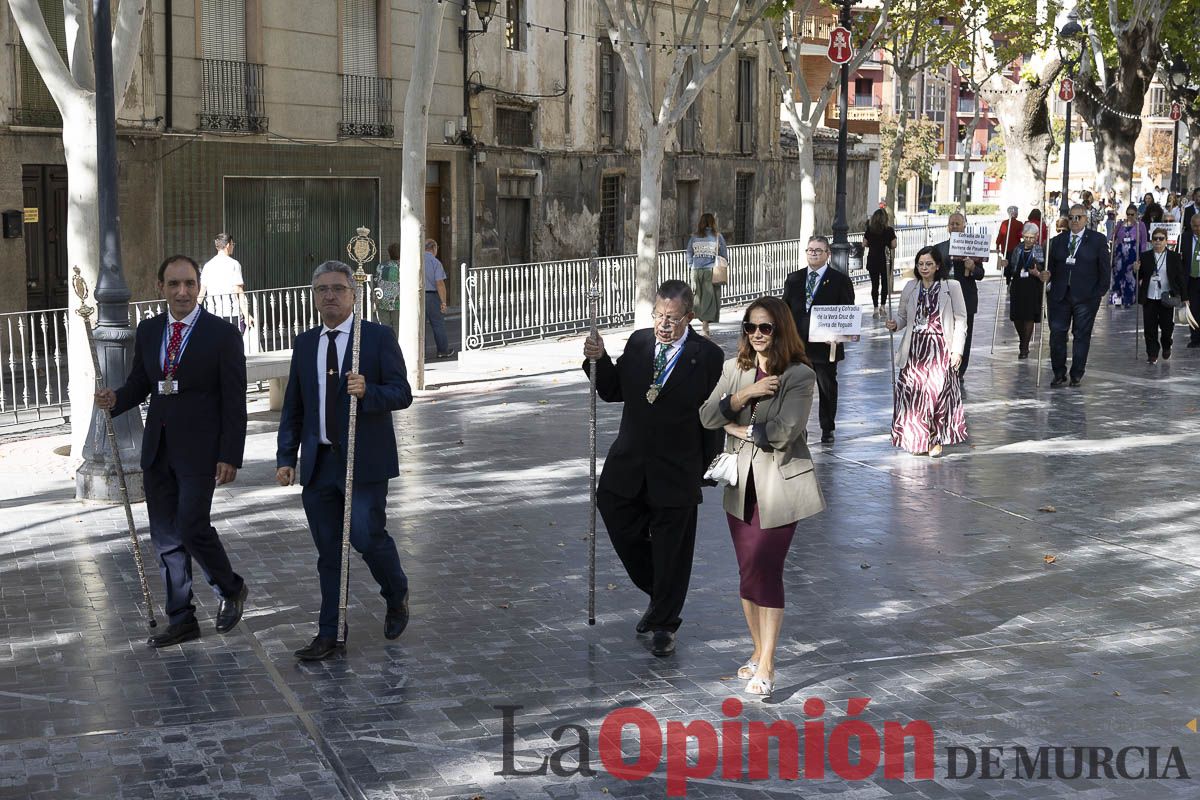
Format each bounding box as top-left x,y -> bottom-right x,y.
342,0 -> 378,77
200,0 -> 247,61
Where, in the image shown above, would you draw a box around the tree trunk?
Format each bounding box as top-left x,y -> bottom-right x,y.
1088,120 -> 1140,200
988,62 -> 1057,215
634,122 -> 666,329
397,3 -> 444,390
63,103 -> 101,458
884,94 -> 911,214
1184,117 -> 1200,190
780,98 -> 818,244
958,100 -> 983,212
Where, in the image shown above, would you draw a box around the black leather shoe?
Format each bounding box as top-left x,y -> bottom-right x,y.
1018,351 -> 1028,360
147,620 -> 200,648
635,604 -> 653,635
820,431 -> 834,444
384,597 -> 409,640
294,636 -> 342,661
650,630 -> 676,657
1069,376 -> 1083,387
215,584 -> 248,633
1163,348 -> 1172,360
1050,374 -> 1068,387
1148,355 -> 1159,364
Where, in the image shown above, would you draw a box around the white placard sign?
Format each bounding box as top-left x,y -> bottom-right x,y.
948,227 -> 992,261
1150,222 -> 1181,247
809,305 -> 862,343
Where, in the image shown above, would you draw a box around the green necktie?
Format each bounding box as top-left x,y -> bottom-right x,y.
651,343 -> 670,384
805,270 -> 820,311
1069,234 -> 1078,256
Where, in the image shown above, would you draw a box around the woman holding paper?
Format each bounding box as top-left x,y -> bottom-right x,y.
885,247 -> 968,458
1109,204 -> 1147,308
699,296 -> 825,699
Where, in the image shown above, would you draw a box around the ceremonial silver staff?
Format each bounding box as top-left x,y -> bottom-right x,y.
990,246 -> 1008,354
72,267 -> 158,629
886,246 -> 896,390
1037,280 -> 1048,387
337,227 -> 377,646
587,255 -> 599,626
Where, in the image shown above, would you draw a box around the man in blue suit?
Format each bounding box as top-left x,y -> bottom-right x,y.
276,260 -> 413,661
1044,204 -> 1111,387
95,255 -> 249,648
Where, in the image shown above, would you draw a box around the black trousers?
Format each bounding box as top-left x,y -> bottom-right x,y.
957,313 -> 976,377
1143,300 -> 1175,357
143,433 -> 244,626
1190,276 -> 1200,344
812,361 -> 838,434
867,263 -> 889,307
597,484 -> 697,633
1048,296 -> 1101,380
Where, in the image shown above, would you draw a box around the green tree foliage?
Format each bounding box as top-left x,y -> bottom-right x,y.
880,114 -> 941,181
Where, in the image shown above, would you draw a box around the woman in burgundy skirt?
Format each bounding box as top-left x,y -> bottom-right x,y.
700,296 -> 826,698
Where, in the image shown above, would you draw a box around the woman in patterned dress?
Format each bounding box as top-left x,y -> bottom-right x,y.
885,247 -> 968,458
1109,205 -> 1147,308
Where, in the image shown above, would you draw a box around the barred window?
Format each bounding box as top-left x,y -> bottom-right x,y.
496,107 -> 534,147
599,175 -> 623,256
734,173 -> 754,243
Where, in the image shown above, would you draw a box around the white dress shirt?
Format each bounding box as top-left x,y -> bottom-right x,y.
316,315 -> 354,444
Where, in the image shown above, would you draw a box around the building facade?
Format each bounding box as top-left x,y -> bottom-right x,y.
2,0 -> 867,316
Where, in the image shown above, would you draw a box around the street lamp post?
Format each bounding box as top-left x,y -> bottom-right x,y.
460,0 -> 496,273
1168,64 -> 1189,194
829,0 -> 853,274
1056,11 -> 1084,219
77,0 -> 144,502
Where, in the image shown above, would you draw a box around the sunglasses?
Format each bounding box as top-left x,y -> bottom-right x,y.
1152,237 -> 1167,242
743,322 -> 775,336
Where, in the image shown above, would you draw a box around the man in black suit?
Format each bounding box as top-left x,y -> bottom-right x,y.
933,212 -> 985,383
1179,213 -> 1200,347
1044,204 -> 1111,387
582,280 -> 723,657
1182,188 -> 1200,230
276,261 -> 414,661
782,236 -> 855,444
95,255 -> 249,647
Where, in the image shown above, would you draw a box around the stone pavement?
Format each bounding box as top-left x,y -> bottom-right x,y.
2,274 -> 1200,799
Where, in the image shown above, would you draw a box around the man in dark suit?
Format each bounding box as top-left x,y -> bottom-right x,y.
277,261 -> 414,661
782,236 -> 855,444
1044,204 -> 1111,386
1179,213 -> 1200,347
1182,189 -> 1200,230
582,280 -> 723,657
933,212 -> 985,383
95,255 -> 249,648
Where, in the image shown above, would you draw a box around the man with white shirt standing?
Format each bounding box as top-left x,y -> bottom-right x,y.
582,280 -> 724,657
94,255 -> 249,648
200,233 -> 252,332
276,261 -> 413,661
782,236 -> 856,444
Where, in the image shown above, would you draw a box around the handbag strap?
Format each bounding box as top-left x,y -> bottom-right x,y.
727,403 -> 758,455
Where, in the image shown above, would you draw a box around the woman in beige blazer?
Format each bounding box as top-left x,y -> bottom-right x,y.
885,246 -> 969,457
700,296 -> 825,698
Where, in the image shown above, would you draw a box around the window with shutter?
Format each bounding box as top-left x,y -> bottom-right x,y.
199,0 -> 266,131
340,0 -> 391,137
15,0 -> 67,126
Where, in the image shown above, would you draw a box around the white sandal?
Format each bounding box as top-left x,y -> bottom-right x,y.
736,659 -> 759,680
745,674 -> 774,697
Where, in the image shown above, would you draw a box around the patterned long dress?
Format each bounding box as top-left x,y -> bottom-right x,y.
891,284 -> 968,454
1109,221 -> 1144,307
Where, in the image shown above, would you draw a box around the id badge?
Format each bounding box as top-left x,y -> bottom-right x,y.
1066,257 -> 1077,266
158,378 -> 179,395
1020,269 -> 1029,278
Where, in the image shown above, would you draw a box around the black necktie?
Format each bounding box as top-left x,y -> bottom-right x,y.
325,330 -> 340,444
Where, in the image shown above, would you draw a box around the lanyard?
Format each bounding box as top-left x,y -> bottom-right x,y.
161,315 -> 197,376
652,341 -> 686,387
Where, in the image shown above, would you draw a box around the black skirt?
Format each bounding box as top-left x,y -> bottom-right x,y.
1009,275 -> 1044,322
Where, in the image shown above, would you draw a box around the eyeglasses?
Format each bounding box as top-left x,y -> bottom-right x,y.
1068,215 -> 1086,220
743,322 -> 775,336
651,312 -> 687,326
805,248 -> 828,255
314,284 -> 352,296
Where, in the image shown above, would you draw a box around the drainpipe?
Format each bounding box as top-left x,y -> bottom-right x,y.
563,0 -> 571,143
164,0 -> 173,130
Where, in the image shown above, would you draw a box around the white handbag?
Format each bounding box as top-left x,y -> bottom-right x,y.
703,404 -> 756,487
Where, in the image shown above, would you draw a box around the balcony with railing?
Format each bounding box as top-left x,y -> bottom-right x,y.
199,59 -> 268,133
827,102 -> 882,121
339,75 -> 393,138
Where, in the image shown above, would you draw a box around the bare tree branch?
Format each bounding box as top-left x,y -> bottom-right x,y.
63,0 -> 95,91
113,0 -> 149,106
